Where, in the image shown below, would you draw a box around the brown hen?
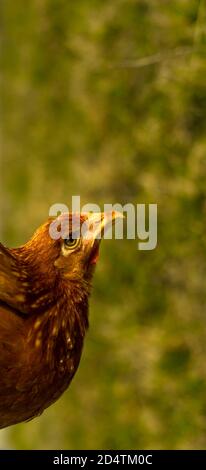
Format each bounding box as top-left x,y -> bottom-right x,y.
0,211 -> 122,428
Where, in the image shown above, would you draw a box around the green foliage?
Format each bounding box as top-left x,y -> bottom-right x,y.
1,0 -> 206,449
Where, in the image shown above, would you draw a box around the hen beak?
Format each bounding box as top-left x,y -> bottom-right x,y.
85,211 -> 124,240
85,211 -> 124,266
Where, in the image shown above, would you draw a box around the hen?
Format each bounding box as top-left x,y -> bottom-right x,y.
0,210 -> 122,428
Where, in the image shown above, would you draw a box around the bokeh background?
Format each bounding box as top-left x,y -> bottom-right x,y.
1,0 -> 206,449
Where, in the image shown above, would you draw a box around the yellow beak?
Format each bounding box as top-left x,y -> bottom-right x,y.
84,211 -> 124,240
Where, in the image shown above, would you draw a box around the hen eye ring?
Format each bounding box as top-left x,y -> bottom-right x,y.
63,237 -> 81,251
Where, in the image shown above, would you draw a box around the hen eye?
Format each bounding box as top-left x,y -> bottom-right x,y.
63,236 -> 81,251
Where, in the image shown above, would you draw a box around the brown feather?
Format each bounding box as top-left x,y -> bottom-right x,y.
0,214 -> 92,428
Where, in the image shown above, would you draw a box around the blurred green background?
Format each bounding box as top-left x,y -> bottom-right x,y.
1,0 -> 206,449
